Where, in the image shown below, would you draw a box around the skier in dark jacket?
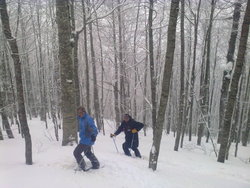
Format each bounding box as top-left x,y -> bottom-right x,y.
73,106 -> 99,171
110,114 -> 144,158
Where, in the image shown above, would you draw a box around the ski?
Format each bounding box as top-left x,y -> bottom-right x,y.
74,164 -> 104,172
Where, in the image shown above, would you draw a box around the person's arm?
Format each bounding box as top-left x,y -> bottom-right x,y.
114,124 -> 123,135
88,117 -> 98,141
131,121 -> 144,133
110,123 -> 123,137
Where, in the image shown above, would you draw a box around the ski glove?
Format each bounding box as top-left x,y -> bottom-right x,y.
110,133 -> 116,138
131,129 -> 137,133
91,135 -> 96,142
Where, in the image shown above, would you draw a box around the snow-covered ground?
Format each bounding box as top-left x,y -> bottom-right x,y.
1,118 -> 250,188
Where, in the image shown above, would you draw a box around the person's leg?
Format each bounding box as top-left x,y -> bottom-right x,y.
122,142 -> 131,156
73,144 -> 86,170
132,147 -> 141,158
84,146 -> 100,169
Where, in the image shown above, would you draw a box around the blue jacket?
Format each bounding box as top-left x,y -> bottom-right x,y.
78,113 -> 98,145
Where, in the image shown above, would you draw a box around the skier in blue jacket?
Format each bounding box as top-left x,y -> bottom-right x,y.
73,106 -> 99,170
110,114 -> 144,158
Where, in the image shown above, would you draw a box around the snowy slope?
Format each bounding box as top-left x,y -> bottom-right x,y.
0,118 -> 250,188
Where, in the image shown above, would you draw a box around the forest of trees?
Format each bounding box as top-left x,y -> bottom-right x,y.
0,0 -> 249,170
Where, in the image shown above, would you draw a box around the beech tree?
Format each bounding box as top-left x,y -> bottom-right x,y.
56,0 -> 77,146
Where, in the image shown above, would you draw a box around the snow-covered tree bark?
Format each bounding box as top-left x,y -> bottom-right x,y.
149,0 -> 180,171
218,1 -> 242,144
0,0 -> 32,164
218,0 -> 250,163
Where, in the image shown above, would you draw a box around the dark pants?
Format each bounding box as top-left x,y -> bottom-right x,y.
122,142 -> 141,158
73,144 -> 99,169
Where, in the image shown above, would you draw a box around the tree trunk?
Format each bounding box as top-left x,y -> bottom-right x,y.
242,72 -> 250,146
174,0 -> 185,151
148,0 -> 157,133
188,0 -> 201,142
0,126 -> 3,140
0,91 -> 14,139
0,0 -> 32,164
82,0 -> 91,114
89,20 -> 102,131
111,0 -> 120,128
149,0 -> 180,171
242,105 -> 250,146
197,0 -> 216,146
218,1 -> 241,144
117,0 -> 126,115
56,0 -> 77,146
133,0 -> 141,120
70,0 -> 81,107
143,6 -> 149,136
217,0 -> 250,163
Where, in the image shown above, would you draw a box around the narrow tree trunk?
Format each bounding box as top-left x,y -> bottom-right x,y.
148,0 -> 157,133
242,72 -> 250,146
133,1 -> 141,119
143,6 -> 149,136
117,0 -> 126,115
242,105 -> 250,146
95,13 -> 105,134
89,20 -> 102,131
82,0 -> 91,114
149,0 -> 180,171
0,0 -> 32,164
36,0 -> 47,125
188,0 -> 201,142
218,0 -> 250,163
174,0 -> 185,151
181,20 -> 192,148
111,0 -> 120,128
0,91 -> 14,139
56,0 -> 77,146
197,0 -> 216,146
0,126 -> 3,140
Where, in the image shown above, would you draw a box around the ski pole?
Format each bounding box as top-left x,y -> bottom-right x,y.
130,133 -> 135,148
112,137 -> 119,153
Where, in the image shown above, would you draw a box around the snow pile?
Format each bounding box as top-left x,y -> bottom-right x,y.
0,118 -> 250,188
220,61 -> 233,72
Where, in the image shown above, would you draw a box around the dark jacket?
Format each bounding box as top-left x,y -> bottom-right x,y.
114,119 -> 144,148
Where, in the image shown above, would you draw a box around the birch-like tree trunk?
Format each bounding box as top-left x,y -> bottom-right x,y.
149,0 -> 180,171
218,0 -> 250,163
56,0 -> 77,146
0,0 -> 32,164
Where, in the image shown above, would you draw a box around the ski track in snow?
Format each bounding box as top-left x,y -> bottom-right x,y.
0,118 -> 250,188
